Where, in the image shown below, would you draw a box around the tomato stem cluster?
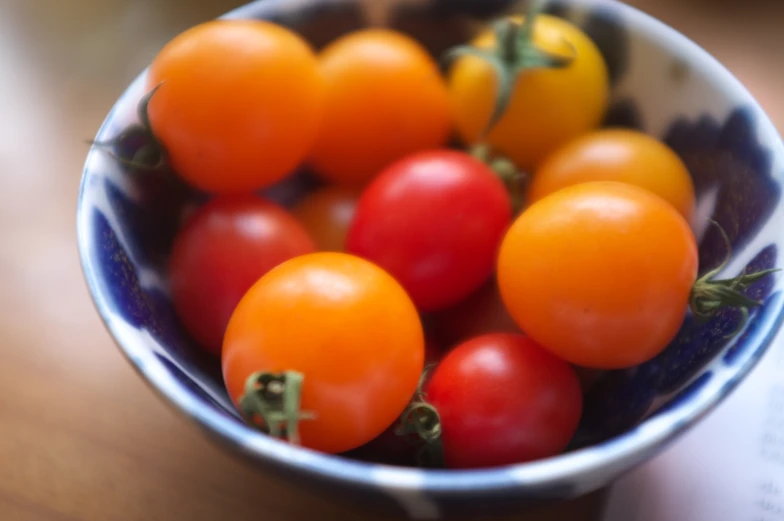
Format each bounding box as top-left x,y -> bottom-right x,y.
443,0 -> 574,137
239,370 -> 316,445
690,222 -> 780,331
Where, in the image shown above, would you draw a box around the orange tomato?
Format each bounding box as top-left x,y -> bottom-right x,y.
309,29 -> 452,186
222,252 -> 424,454
498,181 -> 698,369
448,15 -> 609,170
147,20 -> 324,194
529,129 -> 695,222
291,185 -> 360,252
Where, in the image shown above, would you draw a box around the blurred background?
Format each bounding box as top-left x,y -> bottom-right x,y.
1,0 -> 782,520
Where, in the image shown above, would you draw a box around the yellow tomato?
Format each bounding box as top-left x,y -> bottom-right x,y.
448,14 -> 610,170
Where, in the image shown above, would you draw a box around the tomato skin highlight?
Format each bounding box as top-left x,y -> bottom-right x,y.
347,150 -> 512,311
169,195 -> 315,354
530,128 -> 696,222
147,20 -> 324,194
498,181 -> 698,369
309,29 -> 452,186
222,252 -> 425,454
448,14 -> 609,170
426,333 -> 583,468
291,185 -> 360,252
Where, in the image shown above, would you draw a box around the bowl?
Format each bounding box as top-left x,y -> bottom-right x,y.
77,0 -> 784,517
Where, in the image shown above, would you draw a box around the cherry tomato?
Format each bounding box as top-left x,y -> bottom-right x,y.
222,252 -> 424,454
169,195 -> 315,354
291,185 -> 360,252
309,29 -> 452,186
147,20 -> 324,194
347,150 -> 512,311
498,182 -> 698,369
529,129 -> 695,222
448,14 -> 609,170
430,278 -> 521,347
426,333 -> 582,468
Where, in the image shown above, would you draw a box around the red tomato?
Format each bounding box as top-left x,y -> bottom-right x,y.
426,333 -> 582,468
430,278 -> 521,347
169,195 -> 315,354
346,150 -> 512,311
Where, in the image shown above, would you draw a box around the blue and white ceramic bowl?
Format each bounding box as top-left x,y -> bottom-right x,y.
77,0 -> 784,517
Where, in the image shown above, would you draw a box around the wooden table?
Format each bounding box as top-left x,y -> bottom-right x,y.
1,0 -> 781,519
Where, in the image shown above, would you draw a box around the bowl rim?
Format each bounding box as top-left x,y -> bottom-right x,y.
77,0 -> 784,499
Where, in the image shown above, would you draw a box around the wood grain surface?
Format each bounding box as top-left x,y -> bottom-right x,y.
0,0 -> 781,519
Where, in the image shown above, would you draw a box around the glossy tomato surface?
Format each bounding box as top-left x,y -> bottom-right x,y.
448,14 -> 608,170
347,150 -> 512,311
309,29 -> 452,186
426,333 -> 583,468
498,181 -> 698,369
529,128 -> 695,222
222,252 -> 425,454
147,20 -> 324,193
169,195 -> 315,354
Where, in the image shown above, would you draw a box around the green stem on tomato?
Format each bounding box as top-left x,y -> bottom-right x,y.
442,0 -> 575,138
395,365 -> 445,468
239,370 -> 316,445
689,221 -> 780,335
89,83 -> 168,171
470,144 -> 528,215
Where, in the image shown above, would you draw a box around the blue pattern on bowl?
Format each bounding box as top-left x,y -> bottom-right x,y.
77,0 -> 784,517
603,98 -> 645,129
